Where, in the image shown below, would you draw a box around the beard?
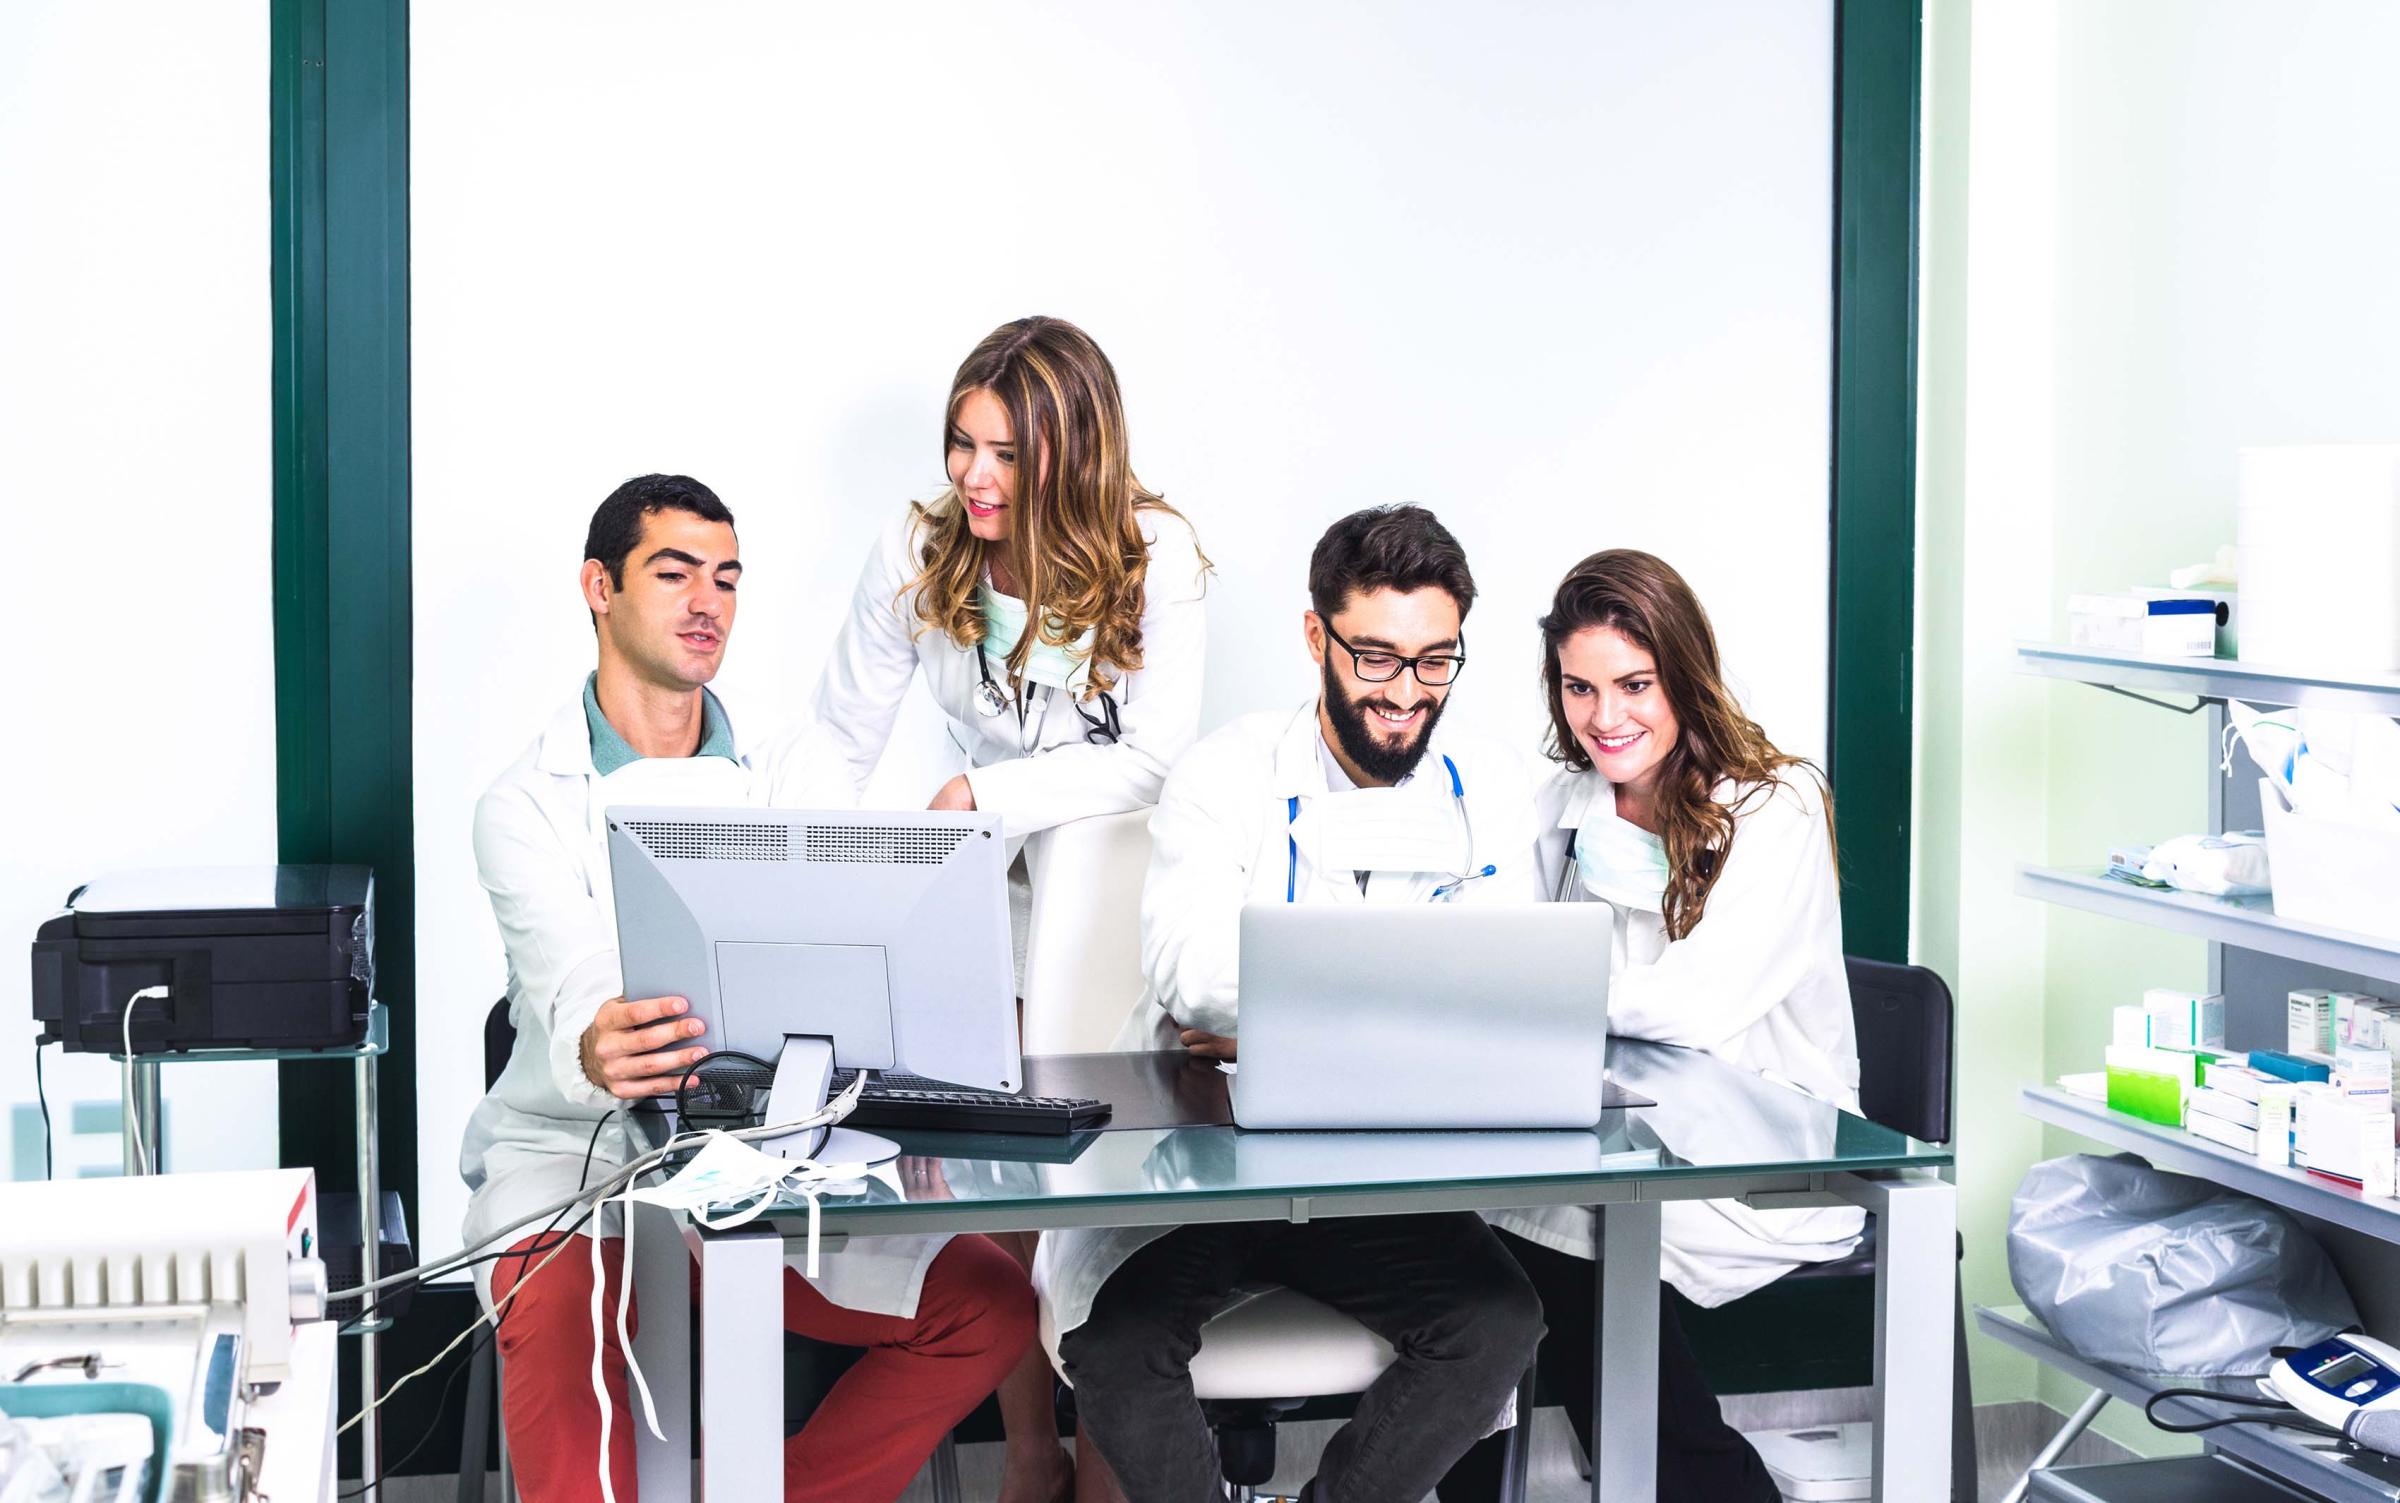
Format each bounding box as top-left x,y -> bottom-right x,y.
1322,652 -> 1447,785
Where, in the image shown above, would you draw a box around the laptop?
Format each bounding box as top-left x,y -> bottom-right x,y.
1229,903 -> 1614,1130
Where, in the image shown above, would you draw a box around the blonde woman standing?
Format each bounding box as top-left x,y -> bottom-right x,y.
779,315 -> 1207,1503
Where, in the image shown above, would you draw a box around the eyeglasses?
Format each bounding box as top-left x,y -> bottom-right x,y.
1322,623 -> 1466,686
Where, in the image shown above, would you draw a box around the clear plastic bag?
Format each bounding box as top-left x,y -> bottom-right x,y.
2006,1152 -> 2359,1379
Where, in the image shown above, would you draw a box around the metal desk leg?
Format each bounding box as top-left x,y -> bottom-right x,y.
123,1061 -> 163,1175
356,1052 -> 381,1500
632,1203 -> 695,1503
1593,1200 -> 1661,1503
697,1229 -> 785,1501
1842,1172 -> 1956,1503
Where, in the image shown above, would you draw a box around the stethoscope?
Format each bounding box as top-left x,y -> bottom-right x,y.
974,644 -> 1122,752
1284,754 -> 1497,903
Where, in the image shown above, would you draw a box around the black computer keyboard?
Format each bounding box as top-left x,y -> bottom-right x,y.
834,1071 -> 1112,1137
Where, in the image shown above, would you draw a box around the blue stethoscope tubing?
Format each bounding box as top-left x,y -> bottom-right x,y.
1285,753 -> 1496,902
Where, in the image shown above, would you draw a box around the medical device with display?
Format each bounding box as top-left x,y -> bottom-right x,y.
2267,1332 -> 2400,1432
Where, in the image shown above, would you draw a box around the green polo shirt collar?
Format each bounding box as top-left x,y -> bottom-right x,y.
584,673 -> 737,776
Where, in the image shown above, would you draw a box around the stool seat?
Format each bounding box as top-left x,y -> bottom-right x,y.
1045,1285 -> 1397,1400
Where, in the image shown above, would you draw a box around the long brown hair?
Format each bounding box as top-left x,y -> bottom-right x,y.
1539,549 -> 1834,939
903,316 -> 1200,696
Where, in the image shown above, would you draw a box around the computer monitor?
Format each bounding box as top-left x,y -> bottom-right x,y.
605,806 -> 1018,1164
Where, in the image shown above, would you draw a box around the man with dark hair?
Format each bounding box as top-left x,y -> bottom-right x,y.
1034,505 -> 1549,1503
459,475 -> 1036,1503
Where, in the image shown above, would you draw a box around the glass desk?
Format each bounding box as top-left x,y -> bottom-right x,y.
629,1041 -> 1955,1502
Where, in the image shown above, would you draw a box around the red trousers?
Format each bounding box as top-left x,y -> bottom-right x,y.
487,1231 -> 1033,1503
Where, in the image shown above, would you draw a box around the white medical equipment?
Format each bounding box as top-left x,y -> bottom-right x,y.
2265,1332 -> 2400,1433
606,805 -> 1022,1166
1230,903 -> 1615,1129
0,1169 -> 325,1502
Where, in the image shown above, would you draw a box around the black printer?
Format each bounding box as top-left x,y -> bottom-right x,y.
31,865 -> 375,1053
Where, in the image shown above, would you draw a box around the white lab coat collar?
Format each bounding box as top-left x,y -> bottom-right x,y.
533,694 -> 598,778
1554,769 -> 1608,831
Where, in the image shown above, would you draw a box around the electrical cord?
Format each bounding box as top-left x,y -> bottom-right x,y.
331,1059 -> 861,1303
332,1075 -> 866,1435
32,1040 -> 53,1180
2142,1387 -> 2345,1440
345,1115 -> 613,1332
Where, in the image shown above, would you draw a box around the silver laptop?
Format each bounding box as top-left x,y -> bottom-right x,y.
1230,903 -> 1613,1129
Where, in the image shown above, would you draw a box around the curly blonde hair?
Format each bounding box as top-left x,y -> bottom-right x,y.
1539,549 -> 1835,940
904,316 -> 1201,697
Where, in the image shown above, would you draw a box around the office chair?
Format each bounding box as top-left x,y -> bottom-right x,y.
1022,811 -> 1535,1503
1690,956 -> 1976,1500
458,1000 -> 965,1503
458,998 -> 518,1503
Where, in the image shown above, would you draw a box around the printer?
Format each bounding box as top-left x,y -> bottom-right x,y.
30,866 -> 374,1053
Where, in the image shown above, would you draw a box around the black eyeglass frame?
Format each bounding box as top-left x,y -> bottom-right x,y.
1320,622 -> 1468,686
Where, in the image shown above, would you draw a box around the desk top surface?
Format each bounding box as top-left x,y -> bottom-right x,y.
742,1040 -> 1948,1231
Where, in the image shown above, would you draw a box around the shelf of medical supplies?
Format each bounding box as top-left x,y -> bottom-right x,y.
2014,643 -> 2400,717
103,1001 -> 390,1063
2015,868 -> 2400,987
1976,1303 -> 2400,1503
2020,1085 -> 2400,1245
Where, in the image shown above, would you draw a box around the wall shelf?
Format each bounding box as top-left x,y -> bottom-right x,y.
2016,867 -> 2400,988
2013,644 -> 2400,717
1975,1304 -> 2400,1503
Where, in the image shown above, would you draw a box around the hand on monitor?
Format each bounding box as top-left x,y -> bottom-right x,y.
580,994 -> 710,1099
927,774 -> 978,812
1179,1028 -> 1237,1063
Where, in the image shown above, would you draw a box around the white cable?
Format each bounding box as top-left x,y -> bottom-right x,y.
334,1073 -> 870,1440
329,1073 -> 868,1300
120,986 -> 169,1175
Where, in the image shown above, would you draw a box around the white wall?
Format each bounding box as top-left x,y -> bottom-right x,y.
410,0 -> 1836,1260
0,3 -> 278,1180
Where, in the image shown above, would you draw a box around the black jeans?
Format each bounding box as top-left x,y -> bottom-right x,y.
1058,1212 -> 1544,1503
1436,1229 -> 1780,1503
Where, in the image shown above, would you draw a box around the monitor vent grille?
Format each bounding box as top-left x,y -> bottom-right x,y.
625,821 -> 790,863
805,825 -> 968,866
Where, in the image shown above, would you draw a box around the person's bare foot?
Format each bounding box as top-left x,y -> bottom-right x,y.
995,1440 -> 1074,1503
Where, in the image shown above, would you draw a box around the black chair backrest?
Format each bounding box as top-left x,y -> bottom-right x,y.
1844,956 -> 1954,1145
484,997 -> 516,1092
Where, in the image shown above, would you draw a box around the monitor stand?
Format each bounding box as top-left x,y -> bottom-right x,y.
760,1036 -> 900,1166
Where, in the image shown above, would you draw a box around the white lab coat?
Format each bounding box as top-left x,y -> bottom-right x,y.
1492,769 -> 1865,1308
767,498 -> 1210,838
458,693 -> 951,1318
1033,700 -> 1546,1342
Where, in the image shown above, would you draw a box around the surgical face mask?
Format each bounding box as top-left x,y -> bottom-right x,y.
1572,812 -> 1670,913
979,583 -> 1093,691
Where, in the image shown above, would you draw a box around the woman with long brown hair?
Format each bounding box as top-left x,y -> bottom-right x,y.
785,315 -> 1205,1503
1441,549 -> 1862,1503
795,314 -> 1208,830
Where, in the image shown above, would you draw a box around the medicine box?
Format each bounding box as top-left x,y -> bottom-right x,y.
2336,993 -> 2390,1049
2289,990 -> 2336,1057
2335,1043 -> 2394,1098
2145,989 -> 2225,1052
2068,593 -> 2218,657
2295,1089 -> 2397,1186
2106,1045 -> 2190,1126
2112,1006 -> 2151,1050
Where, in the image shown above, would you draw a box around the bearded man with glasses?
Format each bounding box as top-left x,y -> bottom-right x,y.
1031,505 -> 1550,1503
